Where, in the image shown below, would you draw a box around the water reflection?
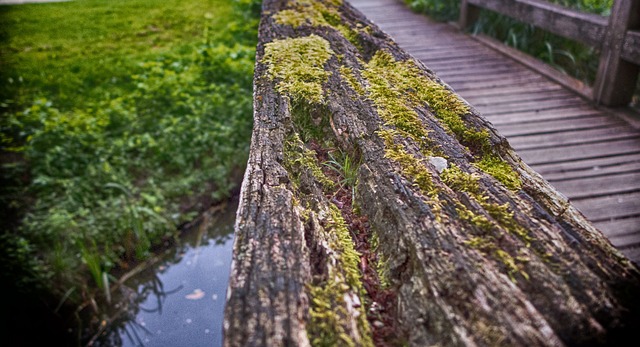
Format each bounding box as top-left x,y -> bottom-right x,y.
93,198 -> 237,347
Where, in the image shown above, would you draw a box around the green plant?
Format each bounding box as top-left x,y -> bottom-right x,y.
405,0 -> 459,21
324,150 -> 360,201
0,0 -> 260,319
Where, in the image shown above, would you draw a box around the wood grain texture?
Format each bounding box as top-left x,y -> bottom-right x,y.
224,1 -> 640,346
350,0 -> 640,265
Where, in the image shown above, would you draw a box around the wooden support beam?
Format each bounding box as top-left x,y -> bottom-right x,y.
622,30 -> 640,65
594,0 -> 640,106
458,0 -> 481,30
466,0 -> 608,48
224,1 -> 640,346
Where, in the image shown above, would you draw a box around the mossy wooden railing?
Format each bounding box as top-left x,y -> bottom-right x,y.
459,0 -> 640,106
223,1 -> 640,346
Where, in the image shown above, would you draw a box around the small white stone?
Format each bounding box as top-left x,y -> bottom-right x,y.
373,320 -> 385,328
428,156 -> 448,173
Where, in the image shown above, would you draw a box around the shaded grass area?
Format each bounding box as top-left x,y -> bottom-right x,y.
0,0 -> 260,344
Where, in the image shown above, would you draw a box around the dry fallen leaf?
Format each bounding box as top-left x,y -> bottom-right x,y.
185,288 -> 205,300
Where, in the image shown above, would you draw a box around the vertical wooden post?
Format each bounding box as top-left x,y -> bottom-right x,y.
593,0 -> 640,106
459,0 -> 481,30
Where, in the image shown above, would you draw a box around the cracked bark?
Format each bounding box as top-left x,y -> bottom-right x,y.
223,1 -> 640,346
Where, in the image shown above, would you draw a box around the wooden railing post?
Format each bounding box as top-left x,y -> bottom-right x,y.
459,0 -> 481,30
594,0 -> 640,106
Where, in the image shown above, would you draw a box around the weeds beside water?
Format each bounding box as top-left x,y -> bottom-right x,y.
0,0 -> 260,340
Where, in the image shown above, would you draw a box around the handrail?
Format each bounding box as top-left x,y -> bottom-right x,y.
623,30 -> 640,64
459,0 -> 640,107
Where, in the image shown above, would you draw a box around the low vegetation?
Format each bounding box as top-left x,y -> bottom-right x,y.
0,0 -> 260,337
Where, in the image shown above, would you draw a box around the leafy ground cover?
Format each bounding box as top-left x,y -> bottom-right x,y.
0,0 -> 259,343
405,0 -> 613,86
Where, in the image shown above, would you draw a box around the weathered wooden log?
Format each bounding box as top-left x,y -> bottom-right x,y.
223,1 -> 640,346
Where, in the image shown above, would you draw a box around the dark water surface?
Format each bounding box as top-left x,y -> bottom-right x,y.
95,198 -> 237,347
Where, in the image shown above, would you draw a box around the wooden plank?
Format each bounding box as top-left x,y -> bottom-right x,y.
424,61 -> 524,75
451,74 -> 551,91
465,89 -> 577,106
441,70 -> 546,84
368,21 -> 450,31
415,55 -> 499,67
593,0 -> 640,106
399,42 -> 487,53
496,114 -> 622,132
609,231 -> 640,249
570,191 -> 640,221
402,42 -> 480,50
473,97 -> 586,116
619,247 -> 640,265
540,160 -> 640,181
420,60 -> 501,73
437,65 -> 526,79
507,126 -> 639,151
518,138 -> 640,165
459,0 -> 481,29
545,160 -> 640,180
409,49 -> 486,59
548,172 -> 640,199
532,152 -> 640,176
383,28 -> 458,37
467,0 -> 607,48
484,106 -> 602,125
471,34 -> 594,100
622,30 -> 640,65
595,217 -> 640,238
456,81 -> 562,98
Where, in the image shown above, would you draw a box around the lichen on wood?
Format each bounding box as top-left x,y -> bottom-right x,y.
224,1 -> 640,346
262,34 -> 334,104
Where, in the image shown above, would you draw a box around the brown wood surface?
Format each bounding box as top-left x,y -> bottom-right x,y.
623,30 -> 640,64
224,1 -> 640,346
593,0 -> 640,106
466,0 -> 607,48
350,0 -> 640,260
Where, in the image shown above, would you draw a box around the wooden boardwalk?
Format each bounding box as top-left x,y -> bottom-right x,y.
350,0 -> 640,264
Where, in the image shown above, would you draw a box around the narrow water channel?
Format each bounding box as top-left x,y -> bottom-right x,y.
93,198 -> 237,347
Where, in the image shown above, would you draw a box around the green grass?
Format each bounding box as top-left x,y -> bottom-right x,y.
0,0 -> 236,109
0,0 -> 260,329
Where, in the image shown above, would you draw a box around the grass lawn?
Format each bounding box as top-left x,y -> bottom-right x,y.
0,1 -> 258,343
1,0 -> 235,108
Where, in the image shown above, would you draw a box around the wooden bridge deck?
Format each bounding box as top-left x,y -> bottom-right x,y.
350,0 -> 640,264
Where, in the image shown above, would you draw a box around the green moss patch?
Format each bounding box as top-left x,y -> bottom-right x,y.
378,130 -> 437,197
283,132 -> 336,190
440,164 -> 531,281
363,51 -> 434,150
361,50 -> 522,191
441,164 -> 481,195
273,0 -> 343,28
262,34 -> 334,104
475,154 -> 522,191
306,206 -> 373,347
340,66 -> 366,97
272,0 -> 367,50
